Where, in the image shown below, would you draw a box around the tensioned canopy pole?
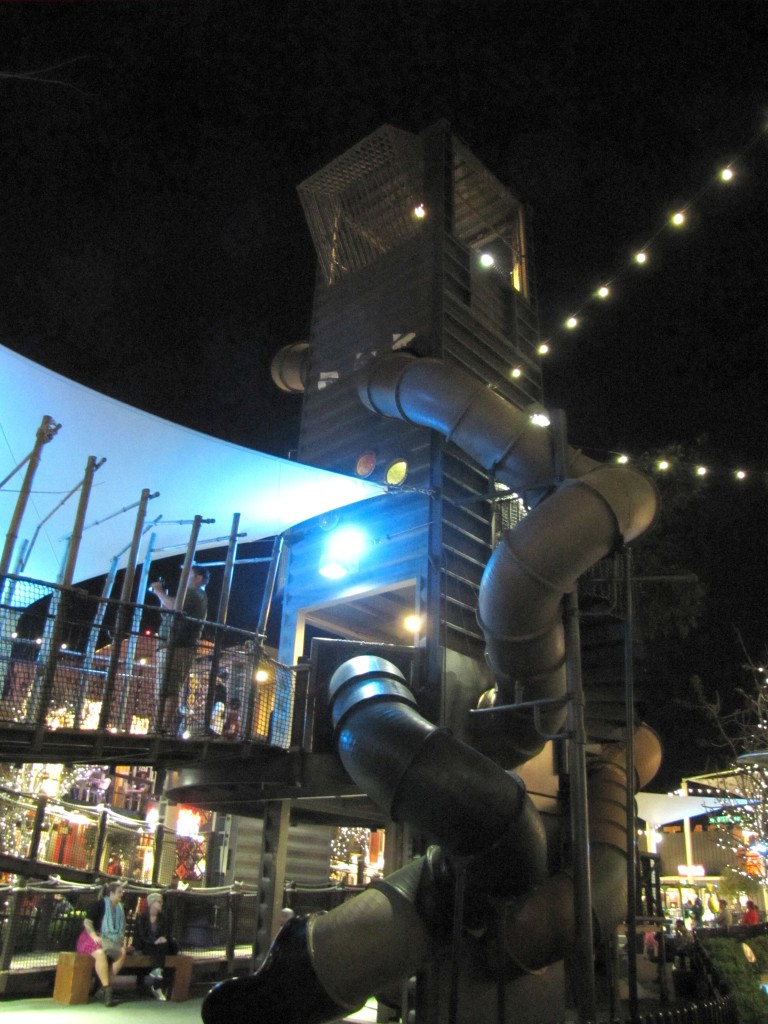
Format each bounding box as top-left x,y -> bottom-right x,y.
98,488 -> 154,737
32,454 -> 102,747
204,512 -> 241,733
0,415 -> 60,578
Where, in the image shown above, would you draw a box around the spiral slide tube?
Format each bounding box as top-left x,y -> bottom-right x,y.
360,353 -> 658,766
203,352 -> 661,1023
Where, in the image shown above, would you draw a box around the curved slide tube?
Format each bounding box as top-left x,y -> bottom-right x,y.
203,352 -> 661,1023
360,354 -> 658,765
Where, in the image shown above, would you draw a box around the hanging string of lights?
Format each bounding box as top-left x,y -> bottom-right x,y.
519,115 -> 768,485
536,117 -> 768,350
581,447 -> 767,487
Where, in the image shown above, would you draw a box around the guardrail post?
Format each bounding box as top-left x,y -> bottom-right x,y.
27,794 -> 48,862
0,889 -> 23,970
226,888 -> 240,975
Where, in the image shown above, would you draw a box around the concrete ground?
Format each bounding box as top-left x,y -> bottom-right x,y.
0,955 -> 680,1024
0,980 -> 379,1024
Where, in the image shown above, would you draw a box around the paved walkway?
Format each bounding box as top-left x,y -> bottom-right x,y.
0,993 -> 205,1023
0,983 -> 379,1024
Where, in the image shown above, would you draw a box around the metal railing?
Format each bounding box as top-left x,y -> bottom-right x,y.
0,880 -> 258,974
0,574 -> 305,752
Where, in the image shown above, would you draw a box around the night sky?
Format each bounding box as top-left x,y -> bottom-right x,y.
2,1 -> 768,784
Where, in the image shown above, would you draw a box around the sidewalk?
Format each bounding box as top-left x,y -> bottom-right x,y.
0,993 -> 205,1023
0,984 -> 379,1024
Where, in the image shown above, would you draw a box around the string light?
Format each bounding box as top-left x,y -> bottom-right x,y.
535,116 -> 768,358
602,447 -> 765,488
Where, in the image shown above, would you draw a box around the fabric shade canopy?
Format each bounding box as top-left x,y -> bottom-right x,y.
0,344 -> 383,591
635,792 -> 721,828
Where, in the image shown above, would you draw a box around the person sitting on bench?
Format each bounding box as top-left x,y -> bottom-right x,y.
132,891 -> 179,1000
76,881 -> 129,1006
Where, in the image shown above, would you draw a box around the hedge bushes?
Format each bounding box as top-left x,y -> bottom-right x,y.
698,935 -> 768,1024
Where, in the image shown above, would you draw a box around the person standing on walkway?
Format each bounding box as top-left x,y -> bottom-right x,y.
151,565 -> 209,735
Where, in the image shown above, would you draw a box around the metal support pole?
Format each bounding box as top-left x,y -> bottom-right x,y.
564,587 -> 597,1021
121,529 -> 159,722
175,515 -> 204,612
157,515 -> 203,735
31,456 -> 102,745
204,513 -> 240,733
58,456 -> 106,587
251,800 -> 290,970
98,489 -> 153,737
28,794 -> 48,863
256,532 -> 284,643
624,546 -> 639,1023
74,556 -> 119,727
93,806 -> 110,873
0,415 -> 60,578
551,409 -> 596,1023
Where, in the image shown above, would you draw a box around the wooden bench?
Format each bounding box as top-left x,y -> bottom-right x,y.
53,950 -> 194,1004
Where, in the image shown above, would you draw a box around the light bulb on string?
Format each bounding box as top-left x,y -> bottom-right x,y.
535,114 -> 766,361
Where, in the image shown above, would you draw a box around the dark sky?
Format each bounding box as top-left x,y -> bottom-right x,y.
2,0 -> 768,781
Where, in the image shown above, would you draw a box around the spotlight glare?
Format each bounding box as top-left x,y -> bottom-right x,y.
635,251 -> 648,264
537,342 -> 550,356
565,316 -> 578,329
671,211 -> 686,227
479,252 -> 495,268
596,285 -> 610,299
720,167 -> 734,182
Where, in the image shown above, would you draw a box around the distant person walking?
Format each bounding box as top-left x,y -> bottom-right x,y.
691,896 -> 704,928
151,565 -> 209,735
717,898 -> 732,927
743,900 -> 760,926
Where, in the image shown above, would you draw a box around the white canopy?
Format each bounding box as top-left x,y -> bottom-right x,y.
635,792 -> 721,828
0,344 -> 383,589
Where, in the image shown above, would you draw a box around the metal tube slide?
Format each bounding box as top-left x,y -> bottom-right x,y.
311,857 -> 433,1008
499,722 -> 663,974
358,353 -> 600,489
358,353 -> 658,768
329,655 -> 548,896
